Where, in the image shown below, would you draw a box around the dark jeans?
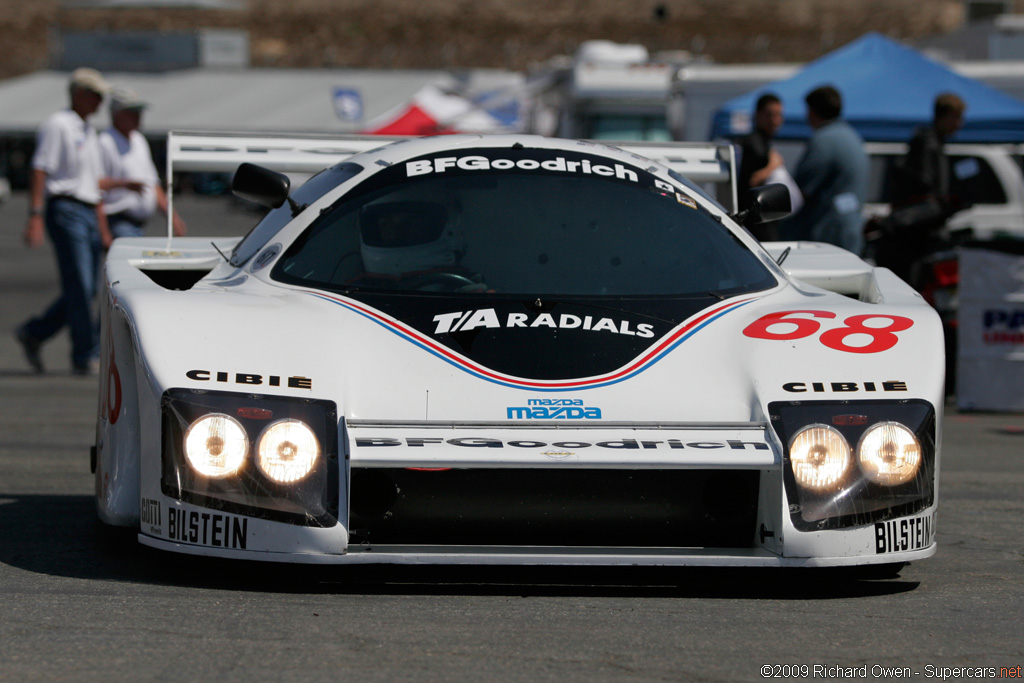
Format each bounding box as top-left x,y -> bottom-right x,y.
108,213 -> 147,239
22,197 -> 102,368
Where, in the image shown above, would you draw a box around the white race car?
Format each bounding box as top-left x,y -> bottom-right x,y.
94,132 -> 943,568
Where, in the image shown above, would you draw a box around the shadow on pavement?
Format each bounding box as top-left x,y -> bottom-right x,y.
0,493 -> 920,599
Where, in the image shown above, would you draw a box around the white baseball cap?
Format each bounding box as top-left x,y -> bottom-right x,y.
109,87 -> 148,112
69,67 -> 111,95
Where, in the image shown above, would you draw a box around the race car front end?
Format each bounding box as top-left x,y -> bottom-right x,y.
126,276 -> 940,567
143,388 -> 938,567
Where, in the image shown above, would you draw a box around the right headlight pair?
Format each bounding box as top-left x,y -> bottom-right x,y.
769,399 -> 936,531
789,421 -> 921,492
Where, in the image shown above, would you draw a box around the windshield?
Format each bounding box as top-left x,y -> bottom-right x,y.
272,148 -> 775,297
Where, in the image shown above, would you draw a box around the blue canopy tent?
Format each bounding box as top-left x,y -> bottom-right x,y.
710,33 -> 1024,143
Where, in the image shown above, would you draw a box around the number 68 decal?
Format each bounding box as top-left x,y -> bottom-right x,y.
742,310 -> 914,354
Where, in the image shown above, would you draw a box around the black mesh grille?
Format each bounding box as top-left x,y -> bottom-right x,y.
349,468 -> 759,548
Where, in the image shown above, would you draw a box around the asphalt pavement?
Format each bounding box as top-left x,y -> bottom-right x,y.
0,189 -> 1022,682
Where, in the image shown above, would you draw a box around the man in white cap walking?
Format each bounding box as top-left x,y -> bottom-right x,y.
16,67 -> 112,375
99,86 -> 186,239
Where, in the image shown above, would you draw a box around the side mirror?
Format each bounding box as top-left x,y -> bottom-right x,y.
734,183 -> 792,227
232,163 -> 291,210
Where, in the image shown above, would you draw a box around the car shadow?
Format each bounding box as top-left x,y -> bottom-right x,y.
0,493 -> 920,599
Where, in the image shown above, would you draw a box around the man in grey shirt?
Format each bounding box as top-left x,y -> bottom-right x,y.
780,85 -> 868,254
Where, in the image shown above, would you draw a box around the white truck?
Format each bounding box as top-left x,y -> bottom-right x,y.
863,141 -> 1024,242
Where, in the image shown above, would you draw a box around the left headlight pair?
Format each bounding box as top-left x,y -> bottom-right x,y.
184,414 -> 320,483
162,389 -> 339,527
789,421 -> 921,491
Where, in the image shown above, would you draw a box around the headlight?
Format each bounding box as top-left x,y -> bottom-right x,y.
257,419 -> 321,483
183,413 -> 248,478
788,424 -> 851,491
857,421 -> 922,486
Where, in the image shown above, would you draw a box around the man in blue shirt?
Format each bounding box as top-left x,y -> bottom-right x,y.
780,85 -> 868,254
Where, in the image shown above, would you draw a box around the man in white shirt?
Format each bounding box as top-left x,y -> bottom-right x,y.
99,87 -> 186,238
16,68 -> 112,376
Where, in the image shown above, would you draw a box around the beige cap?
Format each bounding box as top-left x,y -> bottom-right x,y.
69,67 -> 111,95
109,86 -> 147,112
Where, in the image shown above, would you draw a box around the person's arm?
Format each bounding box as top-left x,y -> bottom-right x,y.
792,136 -> 831,200
23,168 -> 47,248
749,149 -> 784,187
154,184 -> 187,236
97,202 -> 113,248
100,177 -> 147,193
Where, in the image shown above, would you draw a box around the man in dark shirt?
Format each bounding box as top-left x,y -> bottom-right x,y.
896,92 -> 965,204
736,93 -> 784,240
876,92 -> 966,281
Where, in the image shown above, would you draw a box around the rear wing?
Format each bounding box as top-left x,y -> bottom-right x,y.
164,131 -> 737,238
614,140 -> 736,208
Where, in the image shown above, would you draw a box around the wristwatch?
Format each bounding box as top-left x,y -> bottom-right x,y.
29,207 -> 43,216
